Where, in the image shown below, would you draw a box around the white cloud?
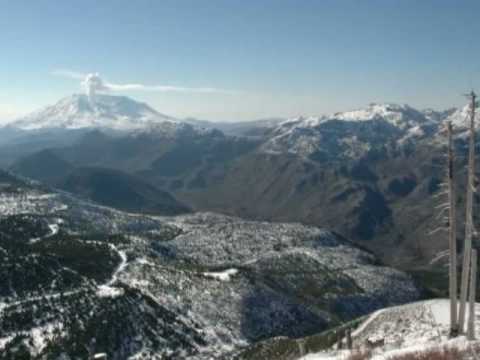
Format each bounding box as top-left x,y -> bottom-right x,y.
106,83 -> 234,94
52,70 -> 236,96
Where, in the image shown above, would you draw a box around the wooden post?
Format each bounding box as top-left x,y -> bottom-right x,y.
468,249 -> 477,340
297,339 -> 306,357
328,333 -> 334,347
346,328 -> 352,350
447,121 -> 459,336
336,330 -> 343,350
459,91 -> 476,333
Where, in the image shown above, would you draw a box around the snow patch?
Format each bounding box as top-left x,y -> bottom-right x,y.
136,257 -> 154,266
96,285 -> 124,298
29,221 -> 61,244
203,268 -> 238,282
106,246 -> 127,286
93,353 -> 108,359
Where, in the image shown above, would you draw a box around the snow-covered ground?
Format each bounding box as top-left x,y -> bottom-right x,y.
300,299 -> 480,359
0,179 -> 423,359
0,192 -> 62,216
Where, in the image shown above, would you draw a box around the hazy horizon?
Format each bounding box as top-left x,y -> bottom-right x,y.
0,91 -> 465,126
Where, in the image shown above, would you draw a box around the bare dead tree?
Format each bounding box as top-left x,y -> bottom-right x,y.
428,122 -> 459,335
459,91 -> 477,333
468,249 -> 477,340
447,121 -> 459,336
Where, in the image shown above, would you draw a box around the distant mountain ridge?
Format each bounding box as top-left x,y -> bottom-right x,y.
6,93 -> 463,136
6,94 -> 479,277
261,103 -> 450,157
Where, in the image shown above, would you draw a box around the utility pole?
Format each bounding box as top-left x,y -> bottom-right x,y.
468,249 -> 477,340
459,91 -> 477,333
447,121 -> 459,336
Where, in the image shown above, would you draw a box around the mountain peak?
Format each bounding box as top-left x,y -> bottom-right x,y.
263,102 -> 438,157
8,94 -> 176,131
446,103 -> 480,129
277,103 -> 430,131
332,103 -> 426,127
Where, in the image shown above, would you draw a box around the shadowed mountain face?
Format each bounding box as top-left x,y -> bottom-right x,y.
60,167 -> 191,215
9,126 -> 259,216
10,149 -> 74,184
11,150 -> 190,216
5,98 -> 475,272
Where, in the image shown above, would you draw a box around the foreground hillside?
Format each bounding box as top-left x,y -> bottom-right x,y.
299,299 -> 480,360
236,299 -> 480,359
0,171 -> 421,359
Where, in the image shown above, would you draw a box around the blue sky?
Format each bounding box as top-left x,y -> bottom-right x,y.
1,0 -> 480,122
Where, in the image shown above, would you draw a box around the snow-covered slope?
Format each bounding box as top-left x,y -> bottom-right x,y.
276,103 -> 432,130
7,94 -> 176,131
301,299 -> 480,360
262,103 -> 437,157
334,103 -> 431,127
445,103 -> 480,129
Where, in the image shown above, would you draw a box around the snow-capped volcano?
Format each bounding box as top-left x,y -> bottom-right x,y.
8,94 -> 176,131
